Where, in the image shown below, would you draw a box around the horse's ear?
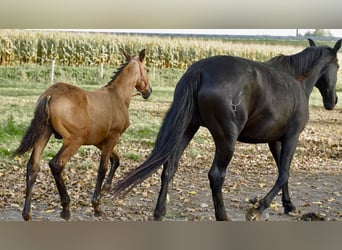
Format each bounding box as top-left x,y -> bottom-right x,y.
308,38 -> 316,47
139,49 -> 146,62
120,48 -> 131,61
332,39 -> 342,54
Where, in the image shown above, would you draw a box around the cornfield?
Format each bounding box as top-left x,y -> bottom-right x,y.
0,30 -> 308,69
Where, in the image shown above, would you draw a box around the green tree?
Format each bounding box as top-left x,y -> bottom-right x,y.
305,29 -> 333,37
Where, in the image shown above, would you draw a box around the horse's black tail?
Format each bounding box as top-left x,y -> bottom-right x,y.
113,70 -> 200,198
14,96 -> 50,156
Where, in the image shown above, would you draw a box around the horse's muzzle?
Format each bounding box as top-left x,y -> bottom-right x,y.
324,95 -> 338,110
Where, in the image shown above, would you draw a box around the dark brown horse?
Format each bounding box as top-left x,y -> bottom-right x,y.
15,49 -> 152,221
113,39 -> 341,221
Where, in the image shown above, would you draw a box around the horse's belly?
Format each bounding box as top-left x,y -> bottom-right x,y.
238,122 -> 286,143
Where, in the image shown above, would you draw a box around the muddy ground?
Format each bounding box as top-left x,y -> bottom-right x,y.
0,107 -> 341,221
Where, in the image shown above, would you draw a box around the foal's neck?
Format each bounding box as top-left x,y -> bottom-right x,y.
108,70 -> 137,107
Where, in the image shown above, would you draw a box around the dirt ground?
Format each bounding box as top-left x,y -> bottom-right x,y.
0,107 -> 341,221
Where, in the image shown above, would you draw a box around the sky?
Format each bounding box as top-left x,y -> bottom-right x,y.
61,29 -> 342,38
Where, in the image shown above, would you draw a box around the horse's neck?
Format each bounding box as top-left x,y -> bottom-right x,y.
269,54 -> 325,99
301,61 -> 325,98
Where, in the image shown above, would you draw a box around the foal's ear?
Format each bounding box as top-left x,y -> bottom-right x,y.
139,49 -> 146,62
332,39 -> 342,54
120,48 -> 131,61
308,38 -> 316,47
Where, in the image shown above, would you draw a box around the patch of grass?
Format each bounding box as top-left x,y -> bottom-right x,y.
124,151 -> 141,161
0,115 -> 25,157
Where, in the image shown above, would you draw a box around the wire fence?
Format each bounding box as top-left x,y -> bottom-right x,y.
0,61 -> 183,87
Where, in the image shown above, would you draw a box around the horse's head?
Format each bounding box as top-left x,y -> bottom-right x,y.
121,48 -> 152,99
309,38 -> 341,110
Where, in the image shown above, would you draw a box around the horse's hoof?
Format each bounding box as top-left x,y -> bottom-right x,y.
153,215 -> 163,221
246,208 -> 261,221
284,204 -> 297,215
61,210 -> 71,220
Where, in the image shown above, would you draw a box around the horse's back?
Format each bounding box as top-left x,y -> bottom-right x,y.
193,55 -> 308,143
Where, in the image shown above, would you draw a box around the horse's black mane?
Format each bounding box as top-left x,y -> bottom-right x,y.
105,61 -> 129,87
268,46 -> 329,78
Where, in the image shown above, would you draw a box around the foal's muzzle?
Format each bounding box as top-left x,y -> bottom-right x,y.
142,86 -> 152,99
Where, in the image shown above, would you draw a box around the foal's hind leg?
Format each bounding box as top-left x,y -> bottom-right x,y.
92,152 -> 110,216
49,141 -> 81,220
102,150 -> 120,192
92,136 -> 120,216
22,131 -> 52,221
268,141 -> 296,214
154,124 -> 199,221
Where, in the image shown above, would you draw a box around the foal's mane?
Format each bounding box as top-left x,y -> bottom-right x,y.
104,61 -> 129,87
268,46 -> 329,78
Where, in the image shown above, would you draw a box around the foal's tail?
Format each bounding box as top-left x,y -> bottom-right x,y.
14,96 -> 50,156
113,70 -> 200,198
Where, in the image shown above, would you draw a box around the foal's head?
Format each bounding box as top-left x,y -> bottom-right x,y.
309,38 -> 341,110
121,48 -> 152,99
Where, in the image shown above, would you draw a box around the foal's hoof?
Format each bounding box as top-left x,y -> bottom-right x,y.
94,209 -> 103,217
102,183 -> 111,192
246,208 -> 261,221
22,213 -> 32,221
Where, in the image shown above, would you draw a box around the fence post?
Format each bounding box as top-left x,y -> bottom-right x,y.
100,62 -> 104,79
50,59 -> 55,84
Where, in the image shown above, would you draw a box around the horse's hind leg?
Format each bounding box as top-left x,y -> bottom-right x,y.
207,127 -> 237,221
49,141 -> 80,220
102,150 -> 120,192
22,131 -> 52,221
154,124 -> 199,221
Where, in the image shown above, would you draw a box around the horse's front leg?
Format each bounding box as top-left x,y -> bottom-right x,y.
268,141 -> 297,214
246,136 -> 299,221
